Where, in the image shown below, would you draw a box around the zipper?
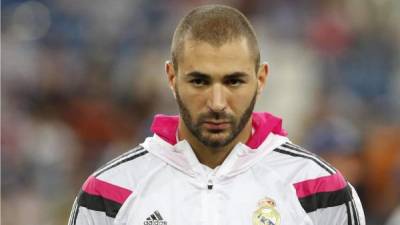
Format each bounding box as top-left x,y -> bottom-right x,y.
201,177 -> 217,225
207,179 -> 213,190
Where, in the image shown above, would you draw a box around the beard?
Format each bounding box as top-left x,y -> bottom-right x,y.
175,88 -> 257,149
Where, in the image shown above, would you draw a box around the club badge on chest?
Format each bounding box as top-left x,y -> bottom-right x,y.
252,197 -> 281,225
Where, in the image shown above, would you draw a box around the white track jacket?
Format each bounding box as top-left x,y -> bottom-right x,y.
68,112 -> 365,225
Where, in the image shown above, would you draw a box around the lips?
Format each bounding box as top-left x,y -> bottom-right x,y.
202,121 -> 231,130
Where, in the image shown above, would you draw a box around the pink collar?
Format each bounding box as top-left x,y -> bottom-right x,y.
150,112 -> 287,149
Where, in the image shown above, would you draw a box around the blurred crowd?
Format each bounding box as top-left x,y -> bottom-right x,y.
2,0 -> 399,225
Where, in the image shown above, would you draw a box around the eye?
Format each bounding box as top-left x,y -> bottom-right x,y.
190,78 -> 209,87
225,78 -> 244,87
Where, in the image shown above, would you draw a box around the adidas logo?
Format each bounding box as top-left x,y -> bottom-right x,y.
143,210 -> 167,225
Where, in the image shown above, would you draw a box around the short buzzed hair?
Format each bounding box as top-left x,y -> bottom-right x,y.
171,5 -> 260,73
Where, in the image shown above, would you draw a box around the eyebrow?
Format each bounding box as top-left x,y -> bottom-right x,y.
184,71 -> 250,79
224,72 -> 249,79
185,71 -> 210,79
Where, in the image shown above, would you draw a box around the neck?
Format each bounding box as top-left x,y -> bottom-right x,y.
178,117 -> 253,169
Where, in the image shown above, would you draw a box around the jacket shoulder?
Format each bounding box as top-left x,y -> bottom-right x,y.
268,142 -> 365,224
268,142 -> 337,180
75,145 -> 163,217
267,142 -> 352,213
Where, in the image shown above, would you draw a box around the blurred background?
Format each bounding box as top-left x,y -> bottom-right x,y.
1,0 -> 399,224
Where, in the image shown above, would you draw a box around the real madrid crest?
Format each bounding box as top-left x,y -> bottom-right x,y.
252,197 -> 280,225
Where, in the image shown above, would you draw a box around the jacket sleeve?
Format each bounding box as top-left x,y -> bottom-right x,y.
67,176 -> 132,225
67,190 -> 117,225
304,183 -> 365,225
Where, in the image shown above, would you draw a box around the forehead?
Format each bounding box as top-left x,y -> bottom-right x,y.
179,37 -> 255,76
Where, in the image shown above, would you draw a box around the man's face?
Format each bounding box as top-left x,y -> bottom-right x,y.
168,37 -> 266,148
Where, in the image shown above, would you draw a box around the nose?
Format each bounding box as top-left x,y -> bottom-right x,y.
207,83 -> 227,112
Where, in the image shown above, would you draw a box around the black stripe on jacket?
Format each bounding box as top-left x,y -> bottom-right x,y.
78,190 -> 122,218
298,185 -> 352,213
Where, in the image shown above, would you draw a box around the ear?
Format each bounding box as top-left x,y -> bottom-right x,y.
256,62 -> 269,96
165,60 -> 177,98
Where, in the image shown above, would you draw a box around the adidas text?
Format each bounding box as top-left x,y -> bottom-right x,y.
144,221 -> 167,225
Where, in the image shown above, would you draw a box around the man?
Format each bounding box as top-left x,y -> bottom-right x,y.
68,5 -> 365,225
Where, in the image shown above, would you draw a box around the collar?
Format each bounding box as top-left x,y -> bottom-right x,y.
150,112 -> 287,149
145,112 -> 289,178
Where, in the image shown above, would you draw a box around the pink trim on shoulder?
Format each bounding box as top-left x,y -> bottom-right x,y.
150,112 -> 287,149
151,114 -> 179,145
245,112 -> 287,149
294,172 -> 347,198
82,176 -> 132,204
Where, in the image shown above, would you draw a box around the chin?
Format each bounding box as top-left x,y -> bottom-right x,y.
203,131 -> 229,140
200,134 -> 232,148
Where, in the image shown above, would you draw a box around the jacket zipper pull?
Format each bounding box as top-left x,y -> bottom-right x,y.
207,179 -> 213,190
